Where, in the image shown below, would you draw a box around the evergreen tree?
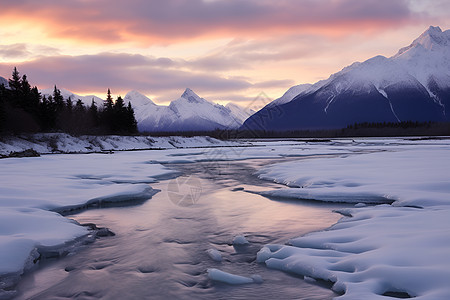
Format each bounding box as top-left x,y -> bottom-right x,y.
104,88 -> 114,111
8,67 -> 23,108
8,67 -> 21,91
112,96 -> 125,131
75,99 -> 85,113
21,75 -> 31,95
30,86 -> 41,111
0,85 -> 5,132
53,85 -> 65,112
89,99 -> 99,127
101,89 -> 114,132
126,101 -> 138,133
66,97 -> 73,113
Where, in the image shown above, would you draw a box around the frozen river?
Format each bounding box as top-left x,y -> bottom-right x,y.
14,159 -> 346,299
2,137 -> 450,299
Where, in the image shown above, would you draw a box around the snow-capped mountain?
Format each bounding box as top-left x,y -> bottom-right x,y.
0,76 -> 9,88
40,88 -> 103,106
266,84 -> 313,107
243,26 -> 450,131
126,89 -> 253,132
225,102 -> 255,124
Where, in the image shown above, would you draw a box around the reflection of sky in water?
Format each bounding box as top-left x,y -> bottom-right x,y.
16,159 -> 345,299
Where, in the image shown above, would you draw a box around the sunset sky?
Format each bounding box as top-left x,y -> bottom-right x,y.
1,0 -> 449,108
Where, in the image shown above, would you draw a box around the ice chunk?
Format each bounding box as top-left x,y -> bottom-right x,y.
206,248 -> 222,262
207,268 -> 253,285
233,235 -> 249,245
251,275 -> 263,284
256,246 -> 272,263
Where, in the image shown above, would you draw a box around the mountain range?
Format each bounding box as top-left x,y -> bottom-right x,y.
3,26 -> 449,133
1,78 -> 254,132
124,89 -> 254,132
243,26 -> 450,131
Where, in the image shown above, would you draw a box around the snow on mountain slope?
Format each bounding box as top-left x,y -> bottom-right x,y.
0,76 -> 8,88
129,89 -> 248,132
225,102 -> 255,124
124,90 -> 156,107
243,26 -> 450,130
267,84 -> 313,107
40,88 -> 103,106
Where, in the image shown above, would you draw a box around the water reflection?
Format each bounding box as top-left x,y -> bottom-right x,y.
15,159 -> 346,300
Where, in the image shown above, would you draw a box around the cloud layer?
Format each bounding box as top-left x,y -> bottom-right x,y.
0,0 -> 423,45
0,0 -> 448,106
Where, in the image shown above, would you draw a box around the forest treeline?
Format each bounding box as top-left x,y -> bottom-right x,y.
140,121 -> 450,139
0,68 -> 137,135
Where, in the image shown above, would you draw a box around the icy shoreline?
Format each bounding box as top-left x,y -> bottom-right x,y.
0,133 -> 245,157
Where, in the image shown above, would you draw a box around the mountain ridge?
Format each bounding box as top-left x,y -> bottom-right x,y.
242,26 -> 450,131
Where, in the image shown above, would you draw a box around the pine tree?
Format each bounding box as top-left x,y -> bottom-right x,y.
75,99 -> 85,113
112,96 -> 125,131
89,99 -> 99,127
21,75 -> 31,95
126,101 -> 138,133
104,88 -> 114,111
0,85 -> 5,133
66,97 -> 73,113
53,85 -> 65,112
8,67 -> 21,91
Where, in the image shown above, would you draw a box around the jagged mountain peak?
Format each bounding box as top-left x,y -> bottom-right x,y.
414,26 -> 448,49
180,88 -> 205,103
395,26 -> 449,57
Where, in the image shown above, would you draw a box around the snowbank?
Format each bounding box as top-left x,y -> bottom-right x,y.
257,146 -> 450,207
0,208 -> 88,276
0,133 -> 245,156
255,140 -> 450,299
259,205 -> 450,299
0,151 -> 175,294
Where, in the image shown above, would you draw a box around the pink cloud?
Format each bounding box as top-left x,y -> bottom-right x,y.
0,0 -> 425,45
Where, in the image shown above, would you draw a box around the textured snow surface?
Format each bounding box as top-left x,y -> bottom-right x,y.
0,133 -> 243,156
0,208 -> 88,276
260,205 -> 450,299
1,136 -> 450,299
256,139 -> 450,299
0,150 -> 178,285
257,145 -> 450,207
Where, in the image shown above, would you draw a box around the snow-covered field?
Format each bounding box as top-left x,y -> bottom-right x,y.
1,135 -> 449,299
256,138 -> 450,299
